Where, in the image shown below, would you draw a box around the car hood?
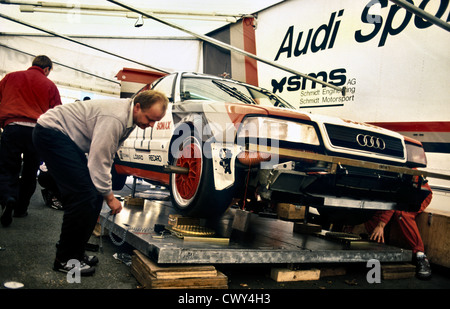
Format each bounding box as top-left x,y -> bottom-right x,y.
223,102 -> 311,125
260,104 -> 404,140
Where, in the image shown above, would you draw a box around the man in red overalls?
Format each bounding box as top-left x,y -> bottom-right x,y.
365,182 -> 433,280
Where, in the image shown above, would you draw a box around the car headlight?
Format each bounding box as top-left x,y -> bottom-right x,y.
237,117 -> 320,145
405,142 -> 427,167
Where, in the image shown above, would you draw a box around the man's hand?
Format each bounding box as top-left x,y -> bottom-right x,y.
104,192 -> 122,215
369,221 -> 386,243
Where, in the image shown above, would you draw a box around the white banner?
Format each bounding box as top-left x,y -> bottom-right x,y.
255,0 -> 450,123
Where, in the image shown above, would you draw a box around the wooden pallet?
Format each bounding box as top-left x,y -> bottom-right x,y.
270,264 -> 346,282
270,268 -> 321,282
381,263 -> 416,280
131,250 -> 228,289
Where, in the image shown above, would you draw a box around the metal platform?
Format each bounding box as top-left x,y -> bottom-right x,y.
99,190 -> 412,265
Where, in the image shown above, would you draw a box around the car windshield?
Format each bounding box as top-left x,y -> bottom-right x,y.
180,77 -> 294,109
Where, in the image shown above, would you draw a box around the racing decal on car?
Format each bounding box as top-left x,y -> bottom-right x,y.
149,154 -> 162,162
156,121 -> 172,130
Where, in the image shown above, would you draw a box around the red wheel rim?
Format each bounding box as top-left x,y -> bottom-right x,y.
175,141 -> 202,200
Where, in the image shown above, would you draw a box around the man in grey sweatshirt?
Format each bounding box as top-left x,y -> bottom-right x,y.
32,90 -> 168,276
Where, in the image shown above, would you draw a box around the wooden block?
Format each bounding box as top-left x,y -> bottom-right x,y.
131,251 -> 228,289
270,268 -> 320,282
124,196 -> 144,206
277,203 -> 305,220
293,222 -> 322,234
168,214 -> 201,227
132,250 -> 217,279
183,236 -> 230,245
381,263 -> 415,280
92,222 -> 102,237
132,265 -> 228,289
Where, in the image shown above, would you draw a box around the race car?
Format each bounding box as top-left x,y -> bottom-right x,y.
113,72 -> 429,219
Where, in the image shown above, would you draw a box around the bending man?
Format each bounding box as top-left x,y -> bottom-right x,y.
33,90 -> 168,276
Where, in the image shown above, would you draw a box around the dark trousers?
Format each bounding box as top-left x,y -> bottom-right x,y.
38,169 -> 62,201
0,124 -> 40,213
32,124 -> 103,262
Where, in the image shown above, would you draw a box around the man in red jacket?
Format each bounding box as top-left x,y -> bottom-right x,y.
0,55 -> 61,227
365,182 -> 433,280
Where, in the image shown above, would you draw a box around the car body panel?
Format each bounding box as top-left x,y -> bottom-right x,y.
114,72 -> 428,216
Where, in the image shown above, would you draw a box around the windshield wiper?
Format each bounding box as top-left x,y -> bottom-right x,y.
212,80 -> 256,105
259,89 -> 294,109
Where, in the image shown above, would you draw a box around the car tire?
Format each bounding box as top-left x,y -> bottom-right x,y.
169,133 -> 234,219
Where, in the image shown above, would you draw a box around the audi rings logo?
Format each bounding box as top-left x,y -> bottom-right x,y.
356,134 -> 386,150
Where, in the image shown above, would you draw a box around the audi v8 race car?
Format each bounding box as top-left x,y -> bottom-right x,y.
114,72 -> 429,220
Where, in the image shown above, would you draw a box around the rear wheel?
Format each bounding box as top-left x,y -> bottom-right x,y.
169,134 -> 233,219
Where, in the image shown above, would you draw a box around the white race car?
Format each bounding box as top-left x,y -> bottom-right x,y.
113,72 -> 429,220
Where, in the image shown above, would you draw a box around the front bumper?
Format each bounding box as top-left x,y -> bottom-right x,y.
259,161 -> 429,212
243,145 -> 429,212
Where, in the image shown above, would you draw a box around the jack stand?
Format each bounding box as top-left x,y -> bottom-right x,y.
232,209 -> 254,232
293,206 -> 321,234
125,177 -> 144,206
124,196 -> 145,206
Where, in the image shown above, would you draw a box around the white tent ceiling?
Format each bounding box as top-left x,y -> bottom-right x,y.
0,0 -> 283,101
0,0 -> 283,37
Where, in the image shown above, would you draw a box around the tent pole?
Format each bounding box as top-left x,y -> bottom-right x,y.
389,0 -> 450,32
107,0 -> 346,96
0,43 -> 120,85
0,12 -> 170,74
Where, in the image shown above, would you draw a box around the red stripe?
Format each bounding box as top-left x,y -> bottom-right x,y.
369,122 -> 450,133
114,164 -> 170,185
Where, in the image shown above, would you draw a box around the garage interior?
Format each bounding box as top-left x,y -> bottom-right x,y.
1,0 -> 449,296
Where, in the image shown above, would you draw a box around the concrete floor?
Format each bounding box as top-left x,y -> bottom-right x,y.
1,181 -> 449,296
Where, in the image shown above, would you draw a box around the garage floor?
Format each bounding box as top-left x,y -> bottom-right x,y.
1,179 -> 449,294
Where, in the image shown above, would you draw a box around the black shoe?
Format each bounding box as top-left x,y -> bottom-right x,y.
42,189 -> 63,210
49,197 -> 63,210
1,197 -> 16,227
415,253 -> 432,280
53,259 -> 95,276
84,255 -> 99,267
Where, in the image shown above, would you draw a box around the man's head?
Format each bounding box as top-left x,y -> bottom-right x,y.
132,90 -> 168,129
32,55 -> 53,76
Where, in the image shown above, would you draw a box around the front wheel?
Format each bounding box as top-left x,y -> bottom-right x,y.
169,134 -> 234,219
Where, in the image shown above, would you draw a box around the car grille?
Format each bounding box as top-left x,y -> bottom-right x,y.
324,124 -> 405,159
